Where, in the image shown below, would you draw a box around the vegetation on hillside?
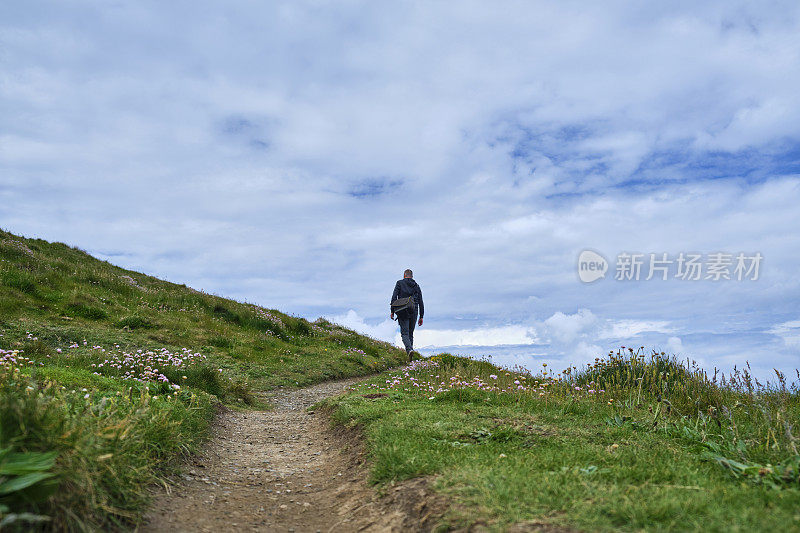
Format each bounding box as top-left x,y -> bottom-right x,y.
322,349 -> 800,531
0,229 -> 406,530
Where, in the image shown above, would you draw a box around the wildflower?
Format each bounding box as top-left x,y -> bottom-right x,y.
490,374 -> 498,380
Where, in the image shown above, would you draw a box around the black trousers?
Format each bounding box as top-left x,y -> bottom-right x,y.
398,310 -> 417,354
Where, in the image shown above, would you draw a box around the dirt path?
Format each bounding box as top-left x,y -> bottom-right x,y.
142,377 -> 442,532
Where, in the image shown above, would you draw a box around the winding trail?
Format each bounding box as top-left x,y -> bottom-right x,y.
142,377 -> 440,532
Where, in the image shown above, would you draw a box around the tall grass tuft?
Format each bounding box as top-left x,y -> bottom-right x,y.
569,346 -> 725,413
0,366 -> 215,530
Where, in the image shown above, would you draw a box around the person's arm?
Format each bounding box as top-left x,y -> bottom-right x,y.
417,285 -> 424,325
390,281 -> 400,318
391,281 -> 400,303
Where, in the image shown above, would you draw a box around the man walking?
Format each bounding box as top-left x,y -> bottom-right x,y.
391,269 -> 424,360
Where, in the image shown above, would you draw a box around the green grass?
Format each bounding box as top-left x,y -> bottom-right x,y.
1,366 -> 216,531
0,228 -> 407,530
320,351 -> 800,531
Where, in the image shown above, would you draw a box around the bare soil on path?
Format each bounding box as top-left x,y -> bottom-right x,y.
141,377 -> 445,533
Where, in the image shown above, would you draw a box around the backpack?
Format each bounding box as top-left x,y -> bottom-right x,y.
391,296 -> 416,317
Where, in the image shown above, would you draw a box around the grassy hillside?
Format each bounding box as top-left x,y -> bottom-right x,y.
322,351 -> 800,531
0,228 -> 406,530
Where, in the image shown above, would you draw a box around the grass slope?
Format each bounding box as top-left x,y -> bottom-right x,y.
0,229 -> 406,530
322,351 -> 800,532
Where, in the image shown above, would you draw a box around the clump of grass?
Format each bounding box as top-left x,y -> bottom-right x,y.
226,379 -> 257,406
64,302 -> 108,321
0,238 -> 35,260
116,315 -> 157,330
21,337 -> 54,359
168,365 -> 225,398
283,316 -> 312,337
0,366 -> 215,530
0,269 -> 39,296
0,299 -> 21,315
569,346 -> 724,414
207,335 -> 233,348
211,304 -> 240,325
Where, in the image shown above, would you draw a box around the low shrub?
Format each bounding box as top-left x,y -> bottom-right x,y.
64,302 -> 108,321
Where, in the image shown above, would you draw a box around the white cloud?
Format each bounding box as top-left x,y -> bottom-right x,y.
324,310 -> 396,343
414,325 -> 536,348
327,309 -> 539,349
769,320 -> 800,348
540,309 -> 599,344
667,336 -> 683,354
600,320 -> 675,339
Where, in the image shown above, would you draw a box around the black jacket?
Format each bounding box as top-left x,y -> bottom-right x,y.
391,278 -> 424,318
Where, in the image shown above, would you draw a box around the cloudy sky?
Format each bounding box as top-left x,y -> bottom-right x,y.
2,1 -> 799,378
